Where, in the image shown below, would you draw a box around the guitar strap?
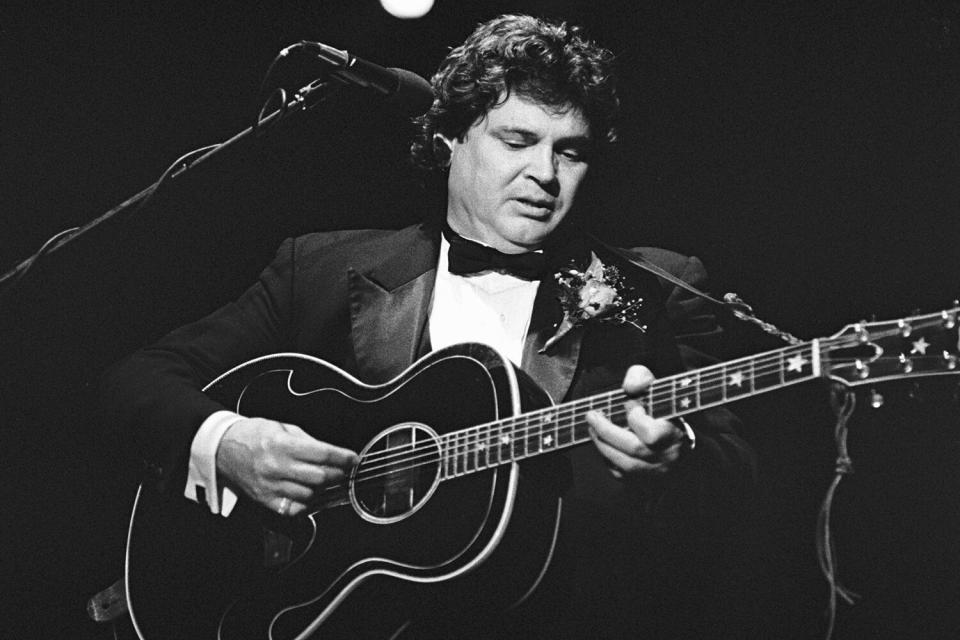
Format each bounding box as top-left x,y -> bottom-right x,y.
588,233 -> 802,345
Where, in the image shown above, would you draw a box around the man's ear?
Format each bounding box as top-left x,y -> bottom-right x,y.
432,133 -> 453,168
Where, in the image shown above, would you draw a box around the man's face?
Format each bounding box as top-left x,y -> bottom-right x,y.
444,93 -> 593,254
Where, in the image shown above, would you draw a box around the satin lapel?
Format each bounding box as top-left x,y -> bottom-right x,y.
348,229 -> 438,383
521,276 -> 583,403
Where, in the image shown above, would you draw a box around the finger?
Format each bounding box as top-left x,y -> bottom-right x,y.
586,410 -> 644,456
273,495 -> 308,518
271,480 -> 317,505
624,402 -> 684,451
281,424 -> 359,468
590,433 -> 664,477
623,365 -> 655,396
282,460 -> 353,489
589,408 -> 682,464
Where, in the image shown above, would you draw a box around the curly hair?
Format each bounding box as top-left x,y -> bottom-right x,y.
411,14 -> 619,172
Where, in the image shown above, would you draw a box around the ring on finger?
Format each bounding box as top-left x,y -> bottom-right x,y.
277,496 -> 291,516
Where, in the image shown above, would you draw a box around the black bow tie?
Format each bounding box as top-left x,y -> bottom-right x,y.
443,228 -> 547,280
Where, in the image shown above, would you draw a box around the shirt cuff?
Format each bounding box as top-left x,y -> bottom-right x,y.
185,410 -> 243,517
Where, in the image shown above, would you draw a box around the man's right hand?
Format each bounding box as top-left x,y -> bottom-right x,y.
215,417 -> 358,517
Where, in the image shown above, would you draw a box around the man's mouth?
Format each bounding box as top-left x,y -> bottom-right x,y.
515,197 -> 556,214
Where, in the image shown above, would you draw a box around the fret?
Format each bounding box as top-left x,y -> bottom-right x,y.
674,372 -> 699,413
464,429 -> 476,474
724,361 -> 751,400
485,427 -> 499,467
699,365 -> 725,407
460,430 -> 470,474
475,428 -> 489,470
550,408 -> 560,449
557,408 -> 574,447
450,431 -> 460,477
525,414 -> 541,456
452,431 -> 462,477
753,352 -> 781,392
513,420 -> 526,460
721,363 -> 729,403
553,407 -> 561,450
604,394 -> 617,433
439,435 -> 449,479
782,346 -> 813,383
497,423 -> 513,463
445,434 -> 456,478
606,394 -> 618,433
670,376 -> 677,415
649,380 -> 672,418
639,388 -> 652,417
572,398 -> 596,441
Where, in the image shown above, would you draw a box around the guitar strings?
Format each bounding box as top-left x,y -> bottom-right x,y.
346,341 -> 821,475
314,326 -> 929,503
301,320 -> 951,515
355,341 -> 812,469
341,347 -> 934,495
313,343 -> 819,501
343,340 -> 844,483
357,320 -> 943,476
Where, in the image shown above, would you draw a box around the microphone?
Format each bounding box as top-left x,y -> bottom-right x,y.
299,41 -> 433,114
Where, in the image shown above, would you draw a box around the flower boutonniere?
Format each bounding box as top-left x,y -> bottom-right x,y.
540,252 -> 647,353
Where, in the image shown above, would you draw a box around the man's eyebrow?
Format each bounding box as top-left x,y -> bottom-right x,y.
492,125 -> 538,138
491,126 -> 594,144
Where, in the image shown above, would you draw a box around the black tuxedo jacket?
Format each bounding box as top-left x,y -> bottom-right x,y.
101,222 -> 758,637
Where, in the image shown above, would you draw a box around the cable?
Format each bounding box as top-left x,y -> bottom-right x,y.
816,384 -> 861,640
1,39 -> 316,302
252,42 -> 308,132
0,142 -> 221,304
256,87 -> 288,128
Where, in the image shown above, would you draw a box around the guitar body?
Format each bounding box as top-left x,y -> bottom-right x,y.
125,343 -> 565,640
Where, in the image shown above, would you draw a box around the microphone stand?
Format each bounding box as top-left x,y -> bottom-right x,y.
0,76 -> 340,299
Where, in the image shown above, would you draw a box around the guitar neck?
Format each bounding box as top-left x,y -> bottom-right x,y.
439,341 -> 821,479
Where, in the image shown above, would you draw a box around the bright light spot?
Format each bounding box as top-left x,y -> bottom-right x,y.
380,0 -> 434,19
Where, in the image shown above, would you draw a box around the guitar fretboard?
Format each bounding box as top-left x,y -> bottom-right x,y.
439,342 -> 821,479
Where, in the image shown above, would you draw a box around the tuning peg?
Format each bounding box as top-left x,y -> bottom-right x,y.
943,309 -> 957,329
898,319 -> 912,337
855,359 -> 870,379
899,353 -> 914,373
945,350 -> 958,370
856,322 -> 870,343
869,388 -> 884,409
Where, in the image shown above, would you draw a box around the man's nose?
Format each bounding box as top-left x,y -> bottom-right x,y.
526,146 -> 559,187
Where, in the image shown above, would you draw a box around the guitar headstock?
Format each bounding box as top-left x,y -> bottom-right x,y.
823,306 -> 960,386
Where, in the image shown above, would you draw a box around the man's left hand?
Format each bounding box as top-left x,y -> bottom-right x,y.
585,364 -> 688,479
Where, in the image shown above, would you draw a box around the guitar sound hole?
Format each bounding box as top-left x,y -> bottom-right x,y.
351,423 -> 441,523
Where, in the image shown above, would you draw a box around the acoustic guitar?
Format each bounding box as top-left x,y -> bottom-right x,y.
125,307 -> 960,639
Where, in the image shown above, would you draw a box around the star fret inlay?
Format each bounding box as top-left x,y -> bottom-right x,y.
787,354 -> 808,373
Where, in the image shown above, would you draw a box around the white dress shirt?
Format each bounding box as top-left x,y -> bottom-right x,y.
185,234 -> 541,516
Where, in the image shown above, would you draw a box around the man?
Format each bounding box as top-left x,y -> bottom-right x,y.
103,14 -> 758,639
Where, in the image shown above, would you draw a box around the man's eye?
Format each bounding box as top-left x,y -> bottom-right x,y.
560,149 -> 587,162
503,139 -> 527,149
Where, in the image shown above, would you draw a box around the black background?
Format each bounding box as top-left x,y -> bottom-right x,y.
2,1 -> 960,638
